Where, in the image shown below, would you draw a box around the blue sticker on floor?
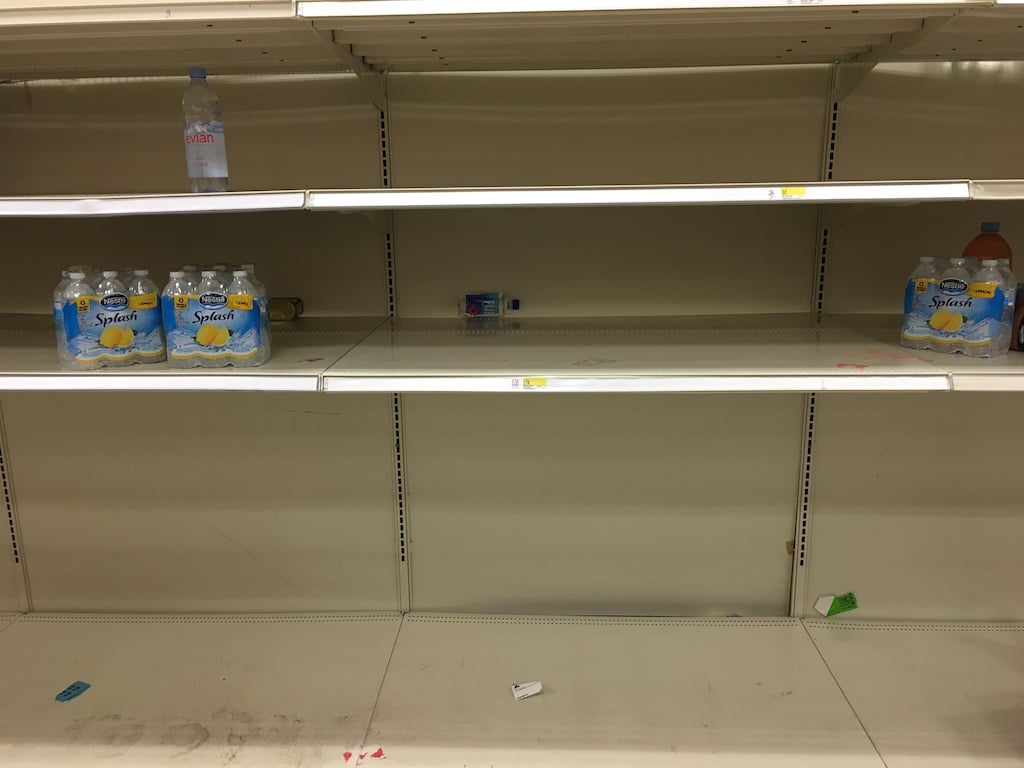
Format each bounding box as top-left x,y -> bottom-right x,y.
55,681 -> 90,702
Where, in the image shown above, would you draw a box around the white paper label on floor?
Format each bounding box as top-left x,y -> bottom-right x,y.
814,596 -> 834,616
512,681 -> 543,701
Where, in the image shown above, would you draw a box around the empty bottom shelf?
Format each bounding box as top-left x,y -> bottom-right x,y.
0,614 -> 1019,767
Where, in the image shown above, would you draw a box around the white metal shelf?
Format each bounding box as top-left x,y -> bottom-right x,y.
0,191 -> 306,218
323,315 -> 952,393
303,1 -> 1020,72
0,3 -> 328,80
369,614 -> 883,768
6,314 -> 1024,393
0,612 -> 883,768
0,612 -> 402,767
0,613 -> 1015,767
4,1 -> 1024,77
806,620 -> 1024,768
12,178 -> 1024,216
308,181 -> 971,209
0,316 -> 383,392
850,316 -> 1024,391
0,1 -> 296,25
909,348 -> 1024,391
0,181 -> 982,217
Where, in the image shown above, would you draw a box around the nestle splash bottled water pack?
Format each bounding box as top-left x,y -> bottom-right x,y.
53,265 -> 270,370
162,265 -> 271,368
900,256 -> 1013,357
55,268 -> 166,370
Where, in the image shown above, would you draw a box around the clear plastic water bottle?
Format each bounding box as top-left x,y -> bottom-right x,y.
127,269 -> 166,363
211,263 -> 230,284
127,269 -> 158,298
161,270 -> 190,352
227,270 -> 263,367
941,257 -> 973,287
53,270 -> 71,364
181,264 -> 201,291
94,271 -> 130,367
163,271 -> 190,299
182,66 -> 229,193
900,257 -> 939,351
241,263 -> 271,362
195,270 -> 227,368
162,270 -> 189,311
62,271 -> 97,370
119,266 -> 143,285
197,269 -> 225,295
967,259 -> 1008,358
96,270 -> 127,298
997,257 -> 1018,326
935,258 -> 973,355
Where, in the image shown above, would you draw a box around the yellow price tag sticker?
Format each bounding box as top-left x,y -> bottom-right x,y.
523,377 -> 547,390
780,186 -> 807,199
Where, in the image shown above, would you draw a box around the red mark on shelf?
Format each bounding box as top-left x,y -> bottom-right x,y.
344,747 -> 385,763
864,348 -> 911,360
836,363 -> 869,370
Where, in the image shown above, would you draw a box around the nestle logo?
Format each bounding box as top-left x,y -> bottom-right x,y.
199,292 -> 226,309
100,293 -> 128,310
940,278 -> 968,295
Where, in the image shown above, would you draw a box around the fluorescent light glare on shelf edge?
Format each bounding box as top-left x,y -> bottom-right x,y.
323,375 -> 951,393
309,182 -> 968,210
298,0 -> 971,18
950,374 -> 1024,391
0,375 -> 317,392
0,192 -> 305,218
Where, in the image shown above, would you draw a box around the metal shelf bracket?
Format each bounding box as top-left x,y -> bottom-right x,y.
313,28 -> 387,111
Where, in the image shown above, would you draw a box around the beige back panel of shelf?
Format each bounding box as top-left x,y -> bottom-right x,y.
402,393 -> 804,616
2,392 -> 399,612
825,61 -> 1024,315
0,73 -> 379,195
834,61 -> 1024,181
387,66 -> 829,318
806,393 -> 1024,621
387,66 -> 830,187
394,206 -> 819,317
0,524 -> 19,612
824,201 -> 1024,315
0,212 -> 388,317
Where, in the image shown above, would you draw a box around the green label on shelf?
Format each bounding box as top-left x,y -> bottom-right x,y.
827,592 -> 858,616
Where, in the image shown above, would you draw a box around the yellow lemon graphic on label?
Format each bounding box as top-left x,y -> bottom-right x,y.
99,326 -> 124,348
943,313 -> 964,333
929,309 -> 953,331
212,326 -> 230,347
195,324 -> 219,347
116,327 -> 135,348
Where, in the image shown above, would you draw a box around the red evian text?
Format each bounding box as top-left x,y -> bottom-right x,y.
185,134 -> 217,145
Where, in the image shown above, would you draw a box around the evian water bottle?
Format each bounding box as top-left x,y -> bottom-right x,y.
182,67 -> 229,193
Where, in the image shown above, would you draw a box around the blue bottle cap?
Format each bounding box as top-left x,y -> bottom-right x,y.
981,221 -> 1001,232
188,66 -> 208,79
